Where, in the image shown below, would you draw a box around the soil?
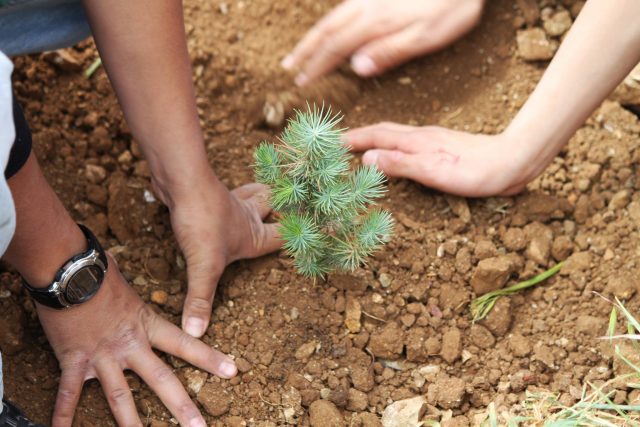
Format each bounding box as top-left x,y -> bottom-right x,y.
2,0 -> 640,426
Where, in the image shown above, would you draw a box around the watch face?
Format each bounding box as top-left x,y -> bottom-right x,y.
64,265 -> 104,304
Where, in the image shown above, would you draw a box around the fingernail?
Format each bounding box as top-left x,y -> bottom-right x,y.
185,317 -> 205,337
220,360 -> 237,378
281,54 -> 294,70
351,54 -> 377,76
294,72 -> 309,87
189,418 -> 206,427
362,150 -> 379,166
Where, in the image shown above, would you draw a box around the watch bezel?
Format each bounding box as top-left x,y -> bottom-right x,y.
53,248 -> 107,307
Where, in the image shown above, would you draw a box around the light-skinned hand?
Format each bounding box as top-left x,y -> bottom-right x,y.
38,254 -> 235,427
345,123 -> 542,197
282,0 -> 485,86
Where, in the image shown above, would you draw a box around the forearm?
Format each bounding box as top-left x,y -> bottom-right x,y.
506,0 -> 640,176
81,0 -> 214,207
3,154 -> 86,288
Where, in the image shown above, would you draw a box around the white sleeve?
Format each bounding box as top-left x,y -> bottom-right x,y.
0,51 -> 16,257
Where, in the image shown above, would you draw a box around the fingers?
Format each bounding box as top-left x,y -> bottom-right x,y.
129,350 -> 206,427
352,25 -> 427,76
345,123 -> 419,153
231,182 -> 268,200
150,317 -> 237,379
95,360 -> 142,427
256,222 -> 282,255
362,149 -> 425,183
51,367 -> 85,427
282,0 -> 360,75
232,183 -> 272,219
182,267 -> 218,338
293,21 -> 387,86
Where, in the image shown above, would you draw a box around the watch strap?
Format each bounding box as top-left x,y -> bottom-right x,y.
22,224 -> 107,309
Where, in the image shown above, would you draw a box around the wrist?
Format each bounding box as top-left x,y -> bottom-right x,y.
151,160 -> 226,210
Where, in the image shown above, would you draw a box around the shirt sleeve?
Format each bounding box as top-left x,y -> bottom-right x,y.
0,51 -> 16,256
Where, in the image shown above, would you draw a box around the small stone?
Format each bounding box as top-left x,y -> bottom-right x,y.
445,195 -> 471,223
503,228 -> 527,251
470,256 -> 514,295
427,377 -> 466,409
351,366 -> 375,392
184,369 -> 207,395
405,327 -> 428,362
441,328 -> 462,364
197,382 -> 231,417
542,9 -> 572,37
353,412 -> 382,427
551,236 -> 573,261
147,257 -> 171,281
381,396 -> 426,427
85,164 -> 107,184
150,290 -> 168,305
379,273 -> 392,288
609,189 -> 631,210
345,297 -> 362,333
517,28 -> 558,61
510,370 -> 537,393
526,235 -> 552,266
576,315 -> 604,336
235,358 -> 252,373
509,333 -> 531,357
369,322 -> 404,359
309,400 -> 343,427
516,0 -> 540,25
295,341 -> 318,360
480,297 -> 512,337
469,324 -> 495,349
347,388 -> 368,411
606,273 -> 637,300
561,251 -> 591,275
474,240 -> 498,260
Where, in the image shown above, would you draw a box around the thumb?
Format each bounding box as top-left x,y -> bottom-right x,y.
350,26 -> 425,77
363,149 -> 423,182
182,260 -> 223,338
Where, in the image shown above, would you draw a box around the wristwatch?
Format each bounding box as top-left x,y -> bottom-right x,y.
22,224 -> 108,309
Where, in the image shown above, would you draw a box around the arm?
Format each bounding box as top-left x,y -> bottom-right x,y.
4,154 -> 236,427
81,0 -> 280,337
346,0 -> 640,197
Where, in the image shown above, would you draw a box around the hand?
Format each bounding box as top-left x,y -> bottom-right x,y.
345,123 -> 546,197
38,255 -> 235,427
159,172 -> 281,338
282,0 -> 485,86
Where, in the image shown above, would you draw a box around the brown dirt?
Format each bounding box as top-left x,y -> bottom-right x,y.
2,0 -> 640,425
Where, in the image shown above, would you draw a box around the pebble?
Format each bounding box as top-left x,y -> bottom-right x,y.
381,396 -> 426,427
470,256 -> 515,295
85,164 -> 107,184
347,388 -> 369,411
295,340 -> 318,360
351,366 -> 375,392
184,369 -> 207,395
427,377 -> 466,409
352,412 -> 382,427
508,333 -> 532,357
235,357 -> 252,373
345,297 -> 362,333
503,228 -> 527,251
551,236 -> 573,261
150,290 -> 168,305
609,189 -> 631,210
197,382 -> 231,417
369,322 -> 404,359
606,273 -> 637,299
309,400 -> 343,427
576,315 -> 604,335
379,273 -> 392,288
542,9 -> 572,37
516,0 -> 540,25
469,324 -> 495,349
441,328 -> 462,364
480,297 -> 513,337
517,28 -> 558,61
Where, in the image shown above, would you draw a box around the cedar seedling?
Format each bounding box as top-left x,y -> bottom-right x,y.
253,105 -> 393,277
